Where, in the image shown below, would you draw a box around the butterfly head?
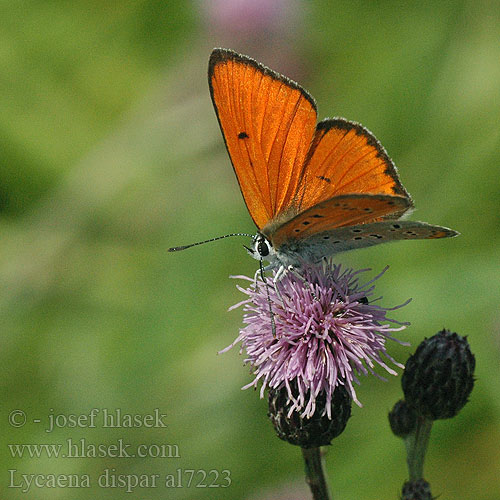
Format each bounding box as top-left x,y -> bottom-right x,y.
245,233 -> 279,266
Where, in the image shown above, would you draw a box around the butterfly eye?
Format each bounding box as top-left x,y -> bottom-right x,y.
257,238 -> 270,257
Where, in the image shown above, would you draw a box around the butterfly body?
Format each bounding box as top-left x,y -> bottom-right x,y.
169,49 -> 458,265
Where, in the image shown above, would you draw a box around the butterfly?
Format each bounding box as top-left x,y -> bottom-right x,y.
169,48 -> 458,273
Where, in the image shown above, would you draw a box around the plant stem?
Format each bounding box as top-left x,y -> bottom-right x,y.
301,447 -> 332,500
405,416 -> 433,480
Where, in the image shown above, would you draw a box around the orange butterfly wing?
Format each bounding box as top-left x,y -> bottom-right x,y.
209,48 -> 317,229
265,194 -> 411,248
295,118 -> 412,215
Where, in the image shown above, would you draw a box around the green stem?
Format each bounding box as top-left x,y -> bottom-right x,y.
301,447 -> 332,500
405,416 -> 433,480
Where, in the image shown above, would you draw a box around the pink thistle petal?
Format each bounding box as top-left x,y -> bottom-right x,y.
224,261 -> 409,418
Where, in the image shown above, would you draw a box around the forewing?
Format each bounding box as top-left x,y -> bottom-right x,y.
277,220 -> 459,262
295,118 -> 412,216
265,193 -> 411,247
209,48 -> 317,229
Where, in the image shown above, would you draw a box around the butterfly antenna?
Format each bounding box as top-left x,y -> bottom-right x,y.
168,233 -> 253,252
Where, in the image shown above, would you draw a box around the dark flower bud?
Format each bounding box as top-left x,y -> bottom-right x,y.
268,383 -> 352,448
388,400 -> 417,437
401,478 -> 433,500
402,329 -> 475,420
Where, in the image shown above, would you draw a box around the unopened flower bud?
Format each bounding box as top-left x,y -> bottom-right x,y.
402,329 -> 475,420
388,400 -> 417,437
401,478 -> 433,500
268,383 -> 352,448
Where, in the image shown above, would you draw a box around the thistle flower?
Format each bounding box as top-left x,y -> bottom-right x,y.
223,261 -> 409,418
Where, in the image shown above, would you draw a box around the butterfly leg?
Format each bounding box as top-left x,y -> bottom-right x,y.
272,265 -> 305,304
273,264 -> 286,282
252,267 -> 262,289
257,259 -> 278,337
271,265 -> 288,307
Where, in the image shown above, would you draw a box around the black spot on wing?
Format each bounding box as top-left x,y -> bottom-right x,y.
404,230 -> 418,238
238,132 -> 249,139
317,175 -> 331,183
315,117 -> 411,200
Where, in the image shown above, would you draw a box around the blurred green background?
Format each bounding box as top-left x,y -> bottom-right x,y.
1,1 -> 499,499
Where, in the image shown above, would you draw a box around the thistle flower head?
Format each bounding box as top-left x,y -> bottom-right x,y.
223,261 -> 409,418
